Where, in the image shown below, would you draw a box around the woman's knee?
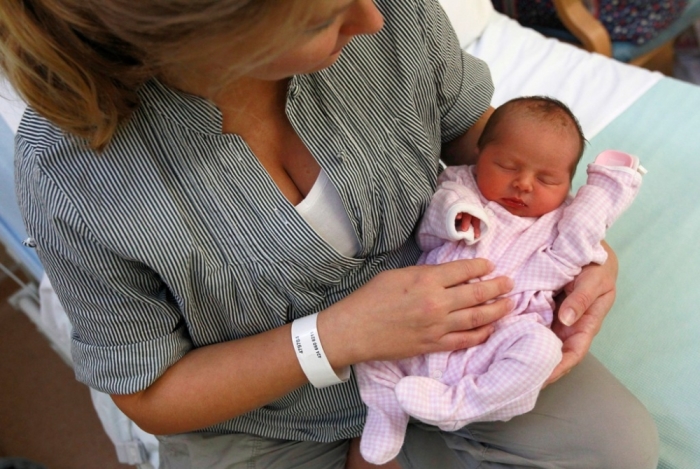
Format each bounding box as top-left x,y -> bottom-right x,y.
586,393 -> 659,469
538,354 -> 659,469
398,355 -> 660,469
463,354 -> 659,468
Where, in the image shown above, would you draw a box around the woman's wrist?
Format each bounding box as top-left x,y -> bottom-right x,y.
314,301 -> 367,369
291,313 -> 351,388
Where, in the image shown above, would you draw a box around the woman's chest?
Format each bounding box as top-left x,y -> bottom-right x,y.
220,93 -> 321,206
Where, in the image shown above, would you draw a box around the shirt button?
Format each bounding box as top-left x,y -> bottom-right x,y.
338,150 -> 347,163
431,370 -> 443,380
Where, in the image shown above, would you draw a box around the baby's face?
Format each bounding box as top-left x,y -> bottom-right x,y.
475,118 -> 578,218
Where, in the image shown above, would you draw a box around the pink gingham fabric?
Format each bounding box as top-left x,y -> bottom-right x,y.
355,157 -> 643,464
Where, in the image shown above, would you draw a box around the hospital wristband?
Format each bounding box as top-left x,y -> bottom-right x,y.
291,313 -> 350,388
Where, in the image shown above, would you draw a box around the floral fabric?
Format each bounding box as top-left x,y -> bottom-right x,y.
492,0 -> 688,45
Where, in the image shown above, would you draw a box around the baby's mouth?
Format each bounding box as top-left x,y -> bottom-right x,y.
501,197 -> 527,208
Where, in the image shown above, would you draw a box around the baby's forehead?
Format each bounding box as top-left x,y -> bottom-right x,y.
511,108 -> 580,145
495,118 -> 579,173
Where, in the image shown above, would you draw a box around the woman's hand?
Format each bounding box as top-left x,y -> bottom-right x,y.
546,243 -> 618,385
320,258 -> 514,368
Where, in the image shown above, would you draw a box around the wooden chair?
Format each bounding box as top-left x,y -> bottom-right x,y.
548,0 -> 700,75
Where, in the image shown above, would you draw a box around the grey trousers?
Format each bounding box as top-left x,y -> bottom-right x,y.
157,355 -> 659,469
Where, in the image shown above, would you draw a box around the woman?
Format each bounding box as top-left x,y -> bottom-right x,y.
1,0 -> 657,467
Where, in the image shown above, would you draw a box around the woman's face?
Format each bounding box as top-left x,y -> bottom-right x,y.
248,0 -> 385,80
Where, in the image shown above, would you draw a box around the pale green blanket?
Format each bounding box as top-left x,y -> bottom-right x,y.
575,77 -> 700,469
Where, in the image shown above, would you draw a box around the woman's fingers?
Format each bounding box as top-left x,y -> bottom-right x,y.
545,246 -> 618,385
324,259 -> 513,364
440,324 -> 494,351
547,289 -> 613,386
446,296 -> 513,333
445,275 -> 513,311
433,258 -> 494,287
558,243 -> 617,326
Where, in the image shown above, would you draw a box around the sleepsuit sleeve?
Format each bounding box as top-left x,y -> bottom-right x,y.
544,162 -> 643,276
417,165 -> 492,252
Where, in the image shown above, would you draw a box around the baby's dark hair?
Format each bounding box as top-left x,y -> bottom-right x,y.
477,96 -> 587,179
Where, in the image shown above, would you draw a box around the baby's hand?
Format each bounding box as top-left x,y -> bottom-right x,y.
455,213 -> 481,238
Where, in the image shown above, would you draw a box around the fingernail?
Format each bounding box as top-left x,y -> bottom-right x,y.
505,277 -> 514,290
560,308 -> 576,326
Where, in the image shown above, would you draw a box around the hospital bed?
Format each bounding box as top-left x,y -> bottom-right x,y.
1,2 -> 699,467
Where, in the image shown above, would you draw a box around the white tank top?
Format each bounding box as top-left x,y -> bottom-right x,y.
295,170 -> 361,257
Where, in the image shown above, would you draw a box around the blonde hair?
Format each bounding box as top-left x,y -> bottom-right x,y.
0,0 -> 316,150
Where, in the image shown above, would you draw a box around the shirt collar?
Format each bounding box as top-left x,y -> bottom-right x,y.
137,78 -> 224,135
137,77 -> 309,135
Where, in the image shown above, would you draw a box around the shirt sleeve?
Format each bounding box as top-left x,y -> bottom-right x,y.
15,138 -> 192,395
419,0 -> 494,142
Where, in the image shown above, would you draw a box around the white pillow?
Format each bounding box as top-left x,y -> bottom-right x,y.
438,0 -> 495,48
0,78 -> 27,133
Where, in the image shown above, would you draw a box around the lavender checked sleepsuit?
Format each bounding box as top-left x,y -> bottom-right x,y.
354,152 -> 644,464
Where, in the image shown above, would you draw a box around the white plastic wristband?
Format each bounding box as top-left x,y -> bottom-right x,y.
291,313 -> 350,388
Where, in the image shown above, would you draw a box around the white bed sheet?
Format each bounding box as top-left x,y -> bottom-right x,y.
0,9 -> 666,468
463,11 -> 662,139
0,79 -> 26,133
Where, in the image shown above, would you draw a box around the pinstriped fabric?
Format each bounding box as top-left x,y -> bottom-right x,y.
14,0 -> 493,442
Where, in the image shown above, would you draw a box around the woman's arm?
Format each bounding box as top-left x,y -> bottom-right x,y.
546,241 -> 618,385
112,258 -> 514,435
441,106 -> 494,166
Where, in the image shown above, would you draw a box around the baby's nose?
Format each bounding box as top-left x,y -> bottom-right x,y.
513,174 -> 534,191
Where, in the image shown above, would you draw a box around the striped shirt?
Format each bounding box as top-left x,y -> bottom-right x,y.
15,0 -> 493,441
